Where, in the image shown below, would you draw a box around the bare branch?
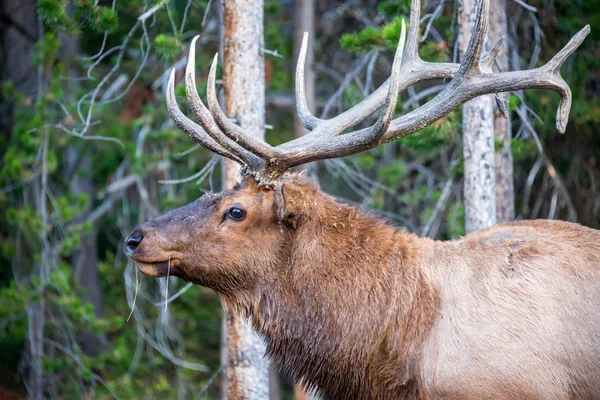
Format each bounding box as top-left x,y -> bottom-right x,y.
512,0 -> 538,13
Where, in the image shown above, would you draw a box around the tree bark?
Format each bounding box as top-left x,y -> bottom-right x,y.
2,3 -> 43,398
67,152 -> 106,356
489,0 -> 515,222
459,0 -> 497,233
290,5 -> 321,396
293,0 -> 318,182
0,0 -> 38,139
292,1 -> 320,396
61,0 -> 106,356
221,0 -> 270,398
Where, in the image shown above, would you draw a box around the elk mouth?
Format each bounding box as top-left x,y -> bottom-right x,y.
124,231 -> 182,277
132,258 -> 181,278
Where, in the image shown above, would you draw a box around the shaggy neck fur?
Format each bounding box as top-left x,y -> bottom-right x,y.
241,189 -> 440,399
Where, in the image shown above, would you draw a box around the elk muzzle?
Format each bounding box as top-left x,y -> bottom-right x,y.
124,223 -> 182,277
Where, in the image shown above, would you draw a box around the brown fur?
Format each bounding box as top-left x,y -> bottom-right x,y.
125,174 -> 600,399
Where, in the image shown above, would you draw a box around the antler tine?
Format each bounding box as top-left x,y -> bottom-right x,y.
273,1 -> 589,171
455,0 -> 490,78
279,0 -> 459,151
480,36 -> 504,73
295,32 -> 322,131
363,19 -> 406,141
545,25 -> 590,74
382,24 -> 590,137
206,54 -> 278,161
404,0 -> 421,62
165,68 -> 242,163
543,25 -> 591,133
166,0 -> 588,183
481,36 -> 509,118
293,0 -> 420,136
185,37 -> 263,169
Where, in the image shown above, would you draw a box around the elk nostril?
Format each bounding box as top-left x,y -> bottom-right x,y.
125,230 -> 143,254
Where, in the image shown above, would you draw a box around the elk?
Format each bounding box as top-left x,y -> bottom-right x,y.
125,0 -> 599,398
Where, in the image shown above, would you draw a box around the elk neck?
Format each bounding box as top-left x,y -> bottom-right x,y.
246,192 -> 441,399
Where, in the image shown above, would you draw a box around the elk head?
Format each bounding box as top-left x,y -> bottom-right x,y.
125,174 -> 322,301
126,0 -> 589,295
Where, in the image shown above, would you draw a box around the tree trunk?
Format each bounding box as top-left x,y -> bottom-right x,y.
489,0 -> 514,222
68,152 -> 106,356
61,0 -> 106,356
0,0 -> 38,139
459,0 -> 496,233
292,1 -> 321,395
293,0 -> 318,181
2,3 -> 43,398
221,0 -> 270,398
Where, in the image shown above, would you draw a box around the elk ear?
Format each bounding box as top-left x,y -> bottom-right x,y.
275,181 -> 311,229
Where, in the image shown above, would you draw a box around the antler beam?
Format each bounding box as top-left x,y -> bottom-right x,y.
166,0 -> 590,184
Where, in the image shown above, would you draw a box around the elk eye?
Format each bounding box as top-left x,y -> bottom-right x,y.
227,207 -> 246,221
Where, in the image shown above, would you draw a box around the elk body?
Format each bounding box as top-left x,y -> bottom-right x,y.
125,0 -> 597,398
127,176 -> 600,399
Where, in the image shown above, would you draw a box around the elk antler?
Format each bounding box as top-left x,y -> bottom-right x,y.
167,0 -> 590,185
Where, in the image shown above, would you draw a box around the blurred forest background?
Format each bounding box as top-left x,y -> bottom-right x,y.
0,0 -> 598,398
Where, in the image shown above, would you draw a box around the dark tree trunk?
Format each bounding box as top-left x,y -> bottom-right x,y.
60,0 -> 106,356
1,3 -> 41,398
67,151 -> 106,356
0,0 -> 38,138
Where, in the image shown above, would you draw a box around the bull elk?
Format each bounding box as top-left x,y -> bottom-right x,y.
125,0 -> 599,398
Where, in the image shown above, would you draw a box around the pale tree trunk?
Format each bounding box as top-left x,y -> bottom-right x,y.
293,0 -> 318,182
221,0 -> 270,398
459,0 -> 496,233
293,3 -> 320,398
489,0 -> 514,222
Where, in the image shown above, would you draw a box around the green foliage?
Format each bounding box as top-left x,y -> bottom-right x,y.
38,0 -> 77,34
377,0 -> 411,17
264,9 -> 293,91
91,7 -> 120,34
2,0 -> 599,398
382,17 -> 406,49
400,110 -> 460,155
377,163 -> 406,187
38,0 -> 119,35
447,203 -> 466,238
417,40 -> 450,63
511,138 -> 538,162
340,17 -> 413,54
155,34 -> 182,61
0,2 -> 224,395
340,26 -> 385,54
2,82 -> 24,103
33,33 -> 61,70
